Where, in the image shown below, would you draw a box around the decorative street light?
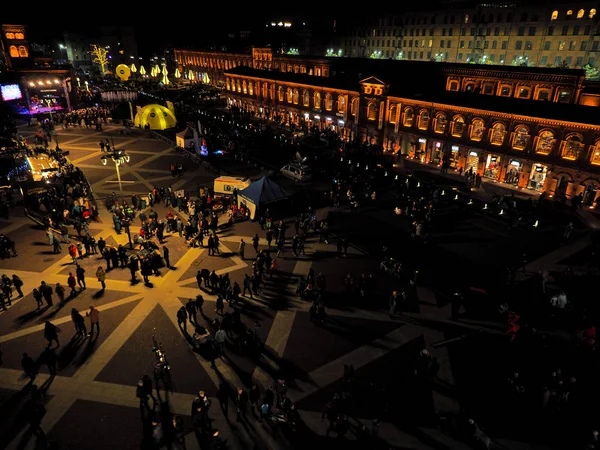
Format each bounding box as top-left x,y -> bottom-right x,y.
101,148 -> 130,193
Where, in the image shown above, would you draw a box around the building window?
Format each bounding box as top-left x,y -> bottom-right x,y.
590,140 -> 600,165
483,84 -> 494,94
544,41 -> 551,50
569,41 -> 576,51
286,88 -> 293,103
278,86 -> 284,102
418,110 -> 430,130
499,85 -> 512,96
325,93 -> 333,111
525,41 -> 533,50
529,27 -> 536,36
451,115 -> 465,137
236,80 -> 242,93
402,107 -> 414,126
293,89 -> 299,104
537,89 -> 551,100
351,97 -> 359,116
249,82 -> 254,96
9,45 -> 18,58
434,113 -> 446,133
490,122 -> 506,145
242,80 -> 247,94
5,32 -> 15,39
577,9 -> 585,19
515,40 -> 523,50
567,10 -> 573,18
518,87 -> 531,98
573,25 -> 580,35
590,9 -> 596,19
536,130 -> 555,155
561,134 -> 584,160
226,79 -> 231,90
389,104 -> 398,124
313,92 -> 321,109
558,90 -> 572,103
470,118 -> 485,141
337,95 -> 345,113
581,41 -> 588,51
551,10 -> 558,20
262,83 -> 268,98
512,125 -> 530,150
561,27 -> 568,36
367,102 -> 377,121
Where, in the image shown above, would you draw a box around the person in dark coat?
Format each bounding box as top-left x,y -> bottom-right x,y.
44,321 -> 60,347
21,352 -> 37,382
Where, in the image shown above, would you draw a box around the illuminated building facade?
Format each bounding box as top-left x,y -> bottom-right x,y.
332,2 -> 600,70
0,24 -> 31,70
201,51 -> 600,202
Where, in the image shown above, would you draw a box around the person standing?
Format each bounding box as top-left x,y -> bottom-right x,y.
252,233 -> 260,254
44,321 -> 60,347
96,266 -> 106,291
76,264 -> 86,290
32,288 -> 43,310
163,246 -> 171,269
21,352 -> 37,382
214,327 -> 226,357
238,239 -> 246,260
87,306 -> 100,337
216,295 -> 224,315
12,274 -> 24,298
67,273 -> 77,296
195,295 -> 204,316
235,388 -> 248,422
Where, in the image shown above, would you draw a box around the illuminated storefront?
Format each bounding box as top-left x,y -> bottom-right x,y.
528,163 -> 548,191
465,150 -> 480,173
429,140 -> 444,165
484,154 -> 502,179
505,159 -> 522,185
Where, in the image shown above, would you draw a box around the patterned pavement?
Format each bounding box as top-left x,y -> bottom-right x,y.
0,124 -> 568,450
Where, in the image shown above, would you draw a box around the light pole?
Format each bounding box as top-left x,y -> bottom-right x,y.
101,149 -> 130,194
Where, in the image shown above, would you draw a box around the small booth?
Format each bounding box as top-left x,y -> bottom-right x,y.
237,176 -> 290,220
176,127 -> 197,151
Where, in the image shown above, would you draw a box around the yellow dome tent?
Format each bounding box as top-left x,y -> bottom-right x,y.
134,104 -> 177,130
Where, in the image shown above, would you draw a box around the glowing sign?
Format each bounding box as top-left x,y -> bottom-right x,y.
1,84 -> 22,101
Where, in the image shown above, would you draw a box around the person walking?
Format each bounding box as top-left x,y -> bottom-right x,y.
87,306 -> 100,337
32,288 -> 43,310
55,283 -> 66,305
195,295 -> 204,316
214,327 -> 226,357
12,274 -> 24,298
67,273 -> 77,296
39,281 -> 53,307
76,264 -> 86,290
96,266 -> 106,291
216,295 -> 224,315
243,274 -> 253,299
44,321 -> 60,347
177,306 -> 188,333
252,233 -> 260,254
163,246 -> 171,269
71,308 -> 87,338
235,388 -> 248,422
238,239 -> 246,260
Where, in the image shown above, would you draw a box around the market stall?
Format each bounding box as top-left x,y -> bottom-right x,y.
236,176 -> 289,220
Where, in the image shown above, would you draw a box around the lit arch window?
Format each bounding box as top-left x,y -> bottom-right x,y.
590,9 -> 596,19
242,80 -> 247,94
577,9 -> 585,19
451,116 -> 465,137
490,122 -> 506,145
286,87 -> 293,103
248,82 -> 254,96
561,134 -> 584,160
389,104 -> 398,124
351,97 -> 359,116
337,95 -> 346,113
303,90 -> 310,106
536,130 -> 556,155
512,125 -> 530,150
470,118 -> 485,141
236,80 -> 241,93
262,83 -> 268,98
464,14 -> 469,23
293,89 -> 299,104
417,110 -> 430,130
551,10 -> 558,21
567,10 -> 573,17
325,93 -> 333,111
402,107 -> 414,126
5,32 -> 15,39
313,92 -> 321,109
9,45 -> 18,58
278,86 -> 284,102
226,79 -> 231,90
434,113 -> 447,133
367,102 -> 377,121
14,33 -> 24,40
590,140 -> 600,165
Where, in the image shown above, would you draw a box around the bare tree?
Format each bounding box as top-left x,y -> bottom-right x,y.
90,44 -> 109,74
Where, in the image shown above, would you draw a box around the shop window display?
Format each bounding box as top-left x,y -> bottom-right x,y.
528,164 -> 548,191
505,160 -> 522,185
484,154 -> 501,178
